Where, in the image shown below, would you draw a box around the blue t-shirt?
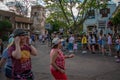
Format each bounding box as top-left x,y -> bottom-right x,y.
2,48 -> 12,67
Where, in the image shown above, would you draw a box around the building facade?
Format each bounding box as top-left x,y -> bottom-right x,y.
31,5 -> 46,35
83,3 -> 116,35
0,10 -> 32,33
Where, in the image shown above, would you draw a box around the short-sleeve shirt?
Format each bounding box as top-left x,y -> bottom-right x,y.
8,45 -> 32,74
82,36 -> 87,44
69,37 -> 74,43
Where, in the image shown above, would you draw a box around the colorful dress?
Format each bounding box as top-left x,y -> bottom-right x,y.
73,43 -> 78,50
50,49 -> 67,80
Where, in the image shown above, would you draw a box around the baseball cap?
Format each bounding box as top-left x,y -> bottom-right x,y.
52,38 -> 61,45
13,28 -> 28,37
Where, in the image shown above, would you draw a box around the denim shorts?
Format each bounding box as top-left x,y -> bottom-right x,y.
5,65 -> 12,78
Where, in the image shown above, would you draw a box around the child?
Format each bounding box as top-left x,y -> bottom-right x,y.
81,35 -> 87,54
73,41 -> 78,53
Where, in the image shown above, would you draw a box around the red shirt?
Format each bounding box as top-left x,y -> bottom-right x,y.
50,49 -> 65,70
8,45 -> 32,74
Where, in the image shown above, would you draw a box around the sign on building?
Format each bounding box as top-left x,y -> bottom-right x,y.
98,20 -> 106,29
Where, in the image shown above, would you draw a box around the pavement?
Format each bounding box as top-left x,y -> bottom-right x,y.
0,41 -> 120,80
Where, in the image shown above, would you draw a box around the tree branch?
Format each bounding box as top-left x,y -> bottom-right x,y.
58,0 -> 70,25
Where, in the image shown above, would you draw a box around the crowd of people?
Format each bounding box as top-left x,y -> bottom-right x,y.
0,28 -> 120,80
49,31 -> 120,63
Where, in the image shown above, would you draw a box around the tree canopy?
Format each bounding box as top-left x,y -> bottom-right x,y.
44,0 -> 107,32
0,20 -> 12,41
111,9 -> 120,26
0,20 -> 12,31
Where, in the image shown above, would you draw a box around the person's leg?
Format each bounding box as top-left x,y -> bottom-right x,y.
116,51 -> 120,62
51,69 -> 67,80
69,43 -> 73,52
92,44 -> 95,53
68,43 -> 70,51
5,67 -> 12,80
82,44 -> 84,51
98,44 -> 100,51
88,44 -> 91,52
71,43 -> 73,51
108,44 -> 112,56
101,45 -> 105,55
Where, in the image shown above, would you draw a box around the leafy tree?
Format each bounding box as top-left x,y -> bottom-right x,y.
0,20 -> 12,41
111,10 -> 120,33
111,10 -> 120,27
0,20 -> 12,31
44,0 -> 107,32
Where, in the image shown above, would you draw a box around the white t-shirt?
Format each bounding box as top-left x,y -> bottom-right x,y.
107,36 -> 112,44
69,37 -> 75,43
39,35 -> 42,40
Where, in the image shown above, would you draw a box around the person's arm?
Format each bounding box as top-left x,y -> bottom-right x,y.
0,58 -> 6,71
64,54 -> 74,59
50,51 -> 65,73
30,45 -> 37,56
0,48 -> 8,68
12,37 -> 21,59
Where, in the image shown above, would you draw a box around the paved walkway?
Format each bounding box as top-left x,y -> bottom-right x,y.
0,41 -> 120,80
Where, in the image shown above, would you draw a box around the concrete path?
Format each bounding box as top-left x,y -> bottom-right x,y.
0,41 -> 120,80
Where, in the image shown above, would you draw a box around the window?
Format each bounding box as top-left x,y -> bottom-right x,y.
5,16 -> 10,21
88,10 -> 95,19
100,8 -> 110,17
34,12 -> 39,17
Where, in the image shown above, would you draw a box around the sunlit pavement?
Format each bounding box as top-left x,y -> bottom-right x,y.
0,41 -> 120,80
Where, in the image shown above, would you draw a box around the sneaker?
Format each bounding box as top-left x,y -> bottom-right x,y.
92,52 -> 95,54
114,56 -> 118,59
82,51 -> 87,54
69,50 -> 73,53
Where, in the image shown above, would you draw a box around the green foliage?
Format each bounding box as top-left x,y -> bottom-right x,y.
1,35 -> 8,41
44,0 -> 107,33
46,17 -> 68,33
111,10 -> 120,26
0,20 -> 12,41
0,20 -> 12,31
